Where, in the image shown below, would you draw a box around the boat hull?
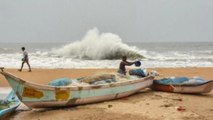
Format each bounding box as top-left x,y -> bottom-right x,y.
152,80 -> 213,94
24,87 -> 142,108
1,71 -> 154,108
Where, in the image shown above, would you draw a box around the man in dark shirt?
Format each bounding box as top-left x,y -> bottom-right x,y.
118,56 -> 136,75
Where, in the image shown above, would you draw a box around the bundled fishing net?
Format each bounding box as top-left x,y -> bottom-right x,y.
48,72 -> 146,87
48,78 -> 72,86
80,74 -> 116,84
48,74 -> 119,86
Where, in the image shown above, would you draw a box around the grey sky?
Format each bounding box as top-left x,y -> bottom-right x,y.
0,0 -> 213,43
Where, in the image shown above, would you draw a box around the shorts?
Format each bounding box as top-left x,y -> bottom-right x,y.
22,58 -> 29,62
117,69 -> 126,75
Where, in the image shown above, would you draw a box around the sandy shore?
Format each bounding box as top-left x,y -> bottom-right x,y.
0,67 -> 213,120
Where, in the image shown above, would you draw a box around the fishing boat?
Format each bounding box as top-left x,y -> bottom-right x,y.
0,91 -> 21,119
152,77 -> 213,94
0,67 -> 154,108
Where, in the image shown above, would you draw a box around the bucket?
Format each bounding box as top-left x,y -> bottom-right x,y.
134,61 -> 141,67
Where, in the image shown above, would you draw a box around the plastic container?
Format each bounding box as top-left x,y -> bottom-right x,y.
135,61 -> 141,67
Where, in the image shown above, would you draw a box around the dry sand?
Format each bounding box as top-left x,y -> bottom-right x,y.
0,67 -> 213,120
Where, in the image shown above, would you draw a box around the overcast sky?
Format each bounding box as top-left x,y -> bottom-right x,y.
0,0 -> 213,43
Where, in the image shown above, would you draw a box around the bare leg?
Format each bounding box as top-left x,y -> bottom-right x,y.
18,62 -> 25,72
26,61 -> 31,72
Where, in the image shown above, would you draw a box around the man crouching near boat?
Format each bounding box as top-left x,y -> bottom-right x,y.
118,55 -> 136,75
18,47 -> 32,72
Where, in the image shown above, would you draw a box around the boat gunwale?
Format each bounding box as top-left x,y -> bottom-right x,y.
0,71 -> 154,91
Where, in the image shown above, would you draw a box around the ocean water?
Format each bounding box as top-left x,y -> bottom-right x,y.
0,29 -> 212,68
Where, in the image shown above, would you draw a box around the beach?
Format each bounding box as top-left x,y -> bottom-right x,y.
1,1 -> 213,119
0,67 -> 213,120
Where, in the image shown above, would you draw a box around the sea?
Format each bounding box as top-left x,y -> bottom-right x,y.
0,41 -> 212,69
0,29 -> 213,69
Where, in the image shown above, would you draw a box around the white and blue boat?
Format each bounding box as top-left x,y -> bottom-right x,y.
0,90 -> 21,119
0,67 -> 154,108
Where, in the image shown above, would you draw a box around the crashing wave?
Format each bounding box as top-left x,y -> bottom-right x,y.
53,28 -> 144,60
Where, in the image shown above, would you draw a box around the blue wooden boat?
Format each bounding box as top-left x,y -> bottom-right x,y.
152,77 -> 213,94
0,67 -> 154,108
0,90 -> 21,119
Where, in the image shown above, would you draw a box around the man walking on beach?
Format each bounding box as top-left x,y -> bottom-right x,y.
18,47 -> 32,72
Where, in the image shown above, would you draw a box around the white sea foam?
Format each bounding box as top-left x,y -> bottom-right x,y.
1,49 -> 213,68
52,28 -> 142,60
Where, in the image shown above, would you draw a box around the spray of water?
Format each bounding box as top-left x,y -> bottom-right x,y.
53,28 -> 143,60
